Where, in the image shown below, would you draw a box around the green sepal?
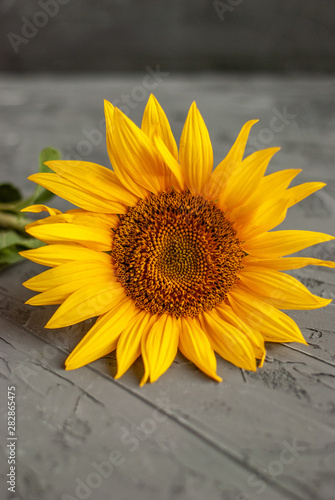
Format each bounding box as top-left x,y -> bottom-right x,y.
0,230 -> 44,271
20,147 -> 62,208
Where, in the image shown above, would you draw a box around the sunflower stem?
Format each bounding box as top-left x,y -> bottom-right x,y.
0,212 -> 31,233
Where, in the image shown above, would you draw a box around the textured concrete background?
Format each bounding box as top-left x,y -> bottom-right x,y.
0,74 -> 335,500
1,0 -> 335,72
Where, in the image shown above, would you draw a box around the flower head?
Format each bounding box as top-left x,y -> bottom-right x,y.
21,95 -> 335,384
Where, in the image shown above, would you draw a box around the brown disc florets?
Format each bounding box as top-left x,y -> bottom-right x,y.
112,189 -> 244,317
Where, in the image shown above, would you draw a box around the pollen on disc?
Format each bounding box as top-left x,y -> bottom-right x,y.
112,189 -> 245,317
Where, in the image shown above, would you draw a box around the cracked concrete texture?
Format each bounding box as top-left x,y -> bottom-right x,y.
0,74 -> 335,500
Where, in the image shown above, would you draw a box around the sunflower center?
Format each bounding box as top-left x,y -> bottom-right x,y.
112,189 -> 244,317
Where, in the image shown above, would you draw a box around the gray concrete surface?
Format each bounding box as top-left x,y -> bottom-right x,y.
0,74 -> 335,500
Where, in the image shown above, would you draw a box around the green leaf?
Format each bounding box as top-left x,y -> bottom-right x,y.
38,147 -> 61,173
0,183 -> 22,203
0,184 -> 24,211
0,230 -> 21,249
0,245 -> 25,266
0,230 -> 34,250
0,147 -> 61,213
30,147 -> 62,205
0,230 -> 44,271
0,147 -> 60,270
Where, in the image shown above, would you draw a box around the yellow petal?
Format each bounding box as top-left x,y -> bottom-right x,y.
200,309 -> 256,371
104,100 -> 148,199
19,243 -> 112,268
45,281 -> 125,329
140,313 -> 159,386
21,204 -> 62,215
215,302 -> 265,360
286,182 -> 326,208
259,169 -> 302,196
153,135 -> 185,191
65,210 -> 119,230
115,310 -> 152,379
144,314 -> 179,383
179,102 -> 213,195
239,267 -> 332,310
25,283 -> 79,305
66,210 -> 119,229
179,317 -> 222,382
26,222 -> 113,251
109,106 -> 164,194
235,197 -> 288,241
25,211 -> 119,235
65,296 -> 137,370
23,259 -> 114,292
243,230 -> 334,258
207,119 -> 258,200
243,255 -> 335,271
28,173 -> 126,214
227,169 -> 300,230
219,147 -> 280,210
228,289 -> 307,344
45,160 -> 139,207
142,94 -> 178,160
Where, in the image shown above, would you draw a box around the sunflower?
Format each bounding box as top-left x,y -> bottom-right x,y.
21,95 -> 334,384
